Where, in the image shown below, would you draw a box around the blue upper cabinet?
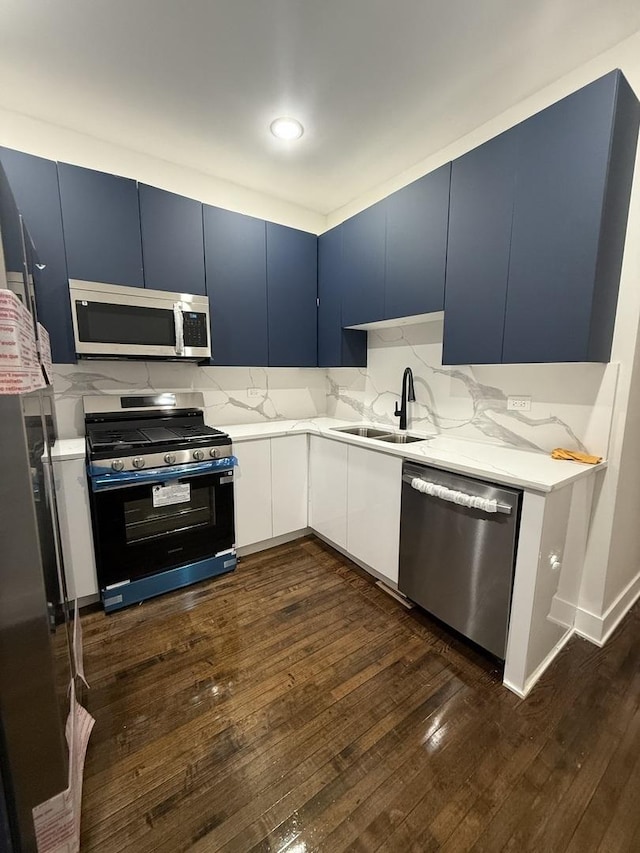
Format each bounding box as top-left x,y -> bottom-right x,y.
317,225 -> 367,367
385,164 -> 450,320
0,163 -> 24,276
341,200 -> 386,327
138,184 -> 205,295
502,70 -> 640,364
266,223 -> 317,367
0,148 -> 75,363
443,130 -> 516,365
57,163 -> 144,287
204,205 -> 268,366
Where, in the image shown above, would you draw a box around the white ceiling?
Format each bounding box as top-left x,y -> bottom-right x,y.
0,0 -> 639,215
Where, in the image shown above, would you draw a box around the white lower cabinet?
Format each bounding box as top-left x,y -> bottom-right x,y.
237,434 -> 403,583
308,436 -> 348,549
234,439 -> 273,547
271,434 -> 308,537
52,457 -> 99,599
234,435 -> 309,548
346,445 -> 402,585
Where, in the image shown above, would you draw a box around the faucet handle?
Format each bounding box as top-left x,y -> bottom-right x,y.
394,402 -> 401,418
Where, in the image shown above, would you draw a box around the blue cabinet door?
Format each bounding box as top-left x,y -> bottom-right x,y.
57,163 -> 144,287
266,223 -> 317,367
317,226 -> 367,368
385,164 -> 450,320
0,164 -> 24,276
443,131 -> 516,365
341,200 -> 386,327
503,72 -> 623,363
138,184 -> 205,295
0,148 -> 75,363
203,205 -> 268,366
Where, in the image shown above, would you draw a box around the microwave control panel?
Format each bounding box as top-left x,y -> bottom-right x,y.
183,312 -> 208,348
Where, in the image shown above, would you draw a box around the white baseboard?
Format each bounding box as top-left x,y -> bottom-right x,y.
575,569 -> 640,647
236,528 -> 310,557
503,627 -> 575,698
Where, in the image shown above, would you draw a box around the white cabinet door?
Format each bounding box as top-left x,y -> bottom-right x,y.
271,434 -> 308,537
308,436 -> 348,549
234,439 -> 272,547
52,458 -> 99,599
346,445 -> 402,584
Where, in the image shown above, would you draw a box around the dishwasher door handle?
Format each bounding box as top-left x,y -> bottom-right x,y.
403,473 -> 512,515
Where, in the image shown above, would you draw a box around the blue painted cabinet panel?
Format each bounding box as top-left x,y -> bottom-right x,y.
139,184 -> 205,295
0,148 -> 75,363
0,164 -> 24,275
317,226 -> 366,367
57,163 -> 144,287
203,205 -> 268,366
503,70 -> 638,363
266,223 -> 317,366
443,131 -> 516,365
385,164 -> 450,319
341,200 -> 386,327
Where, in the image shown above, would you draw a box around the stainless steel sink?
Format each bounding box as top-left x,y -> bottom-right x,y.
331,425 -> 430,444
331,425 -> 392,438
375,433 -> 427,444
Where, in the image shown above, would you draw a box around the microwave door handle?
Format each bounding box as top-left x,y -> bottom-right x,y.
173,303 -> 185,355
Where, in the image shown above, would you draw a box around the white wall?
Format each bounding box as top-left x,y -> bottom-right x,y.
0,106 -> 325,234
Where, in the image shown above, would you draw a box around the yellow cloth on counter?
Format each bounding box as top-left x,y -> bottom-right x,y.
551,448 -> 602,465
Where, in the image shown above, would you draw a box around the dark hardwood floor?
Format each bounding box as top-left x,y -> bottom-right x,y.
79,536 -> 640,852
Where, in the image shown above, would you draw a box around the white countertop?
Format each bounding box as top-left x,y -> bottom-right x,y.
50,437 -> 86,461
224,417 -> 605,493
51,417 -> 605,492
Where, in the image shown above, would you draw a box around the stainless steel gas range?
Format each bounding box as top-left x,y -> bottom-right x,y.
84,392 -> 236,612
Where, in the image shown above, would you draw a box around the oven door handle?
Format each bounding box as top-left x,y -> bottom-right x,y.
90,457 -> 237,492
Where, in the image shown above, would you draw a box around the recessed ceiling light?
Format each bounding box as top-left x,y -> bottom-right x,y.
270,117 -> 304,140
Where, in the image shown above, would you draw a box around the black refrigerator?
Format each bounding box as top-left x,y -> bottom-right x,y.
0,387 -> 73,852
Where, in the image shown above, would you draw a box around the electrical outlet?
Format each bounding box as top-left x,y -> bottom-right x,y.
247,387 -> 262,398
338,386 -> 347,397
507,396 -> 531,412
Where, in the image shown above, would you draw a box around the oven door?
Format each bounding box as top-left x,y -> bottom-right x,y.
89,462 -> 234,590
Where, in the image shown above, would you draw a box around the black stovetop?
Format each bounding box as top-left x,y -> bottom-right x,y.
86,410 -> 229,456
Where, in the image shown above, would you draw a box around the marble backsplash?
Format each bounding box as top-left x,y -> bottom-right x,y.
52,361 -> 326,438
52,321 -> 618,457
326,320 -> 618,456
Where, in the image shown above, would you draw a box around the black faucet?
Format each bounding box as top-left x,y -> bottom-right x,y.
394,367 -> 416,430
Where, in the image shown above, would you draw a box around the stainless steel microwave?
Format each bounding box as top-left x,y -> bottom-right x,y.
69,280 -> 211,361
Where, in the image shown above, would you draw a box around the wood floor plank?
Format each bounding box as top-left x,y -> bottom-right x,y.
74,536 -> 640,853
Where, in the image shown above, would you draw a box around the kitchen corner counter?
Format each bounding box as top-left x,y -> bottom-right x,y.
223,417 -> 605,493
51,437 -> 86,461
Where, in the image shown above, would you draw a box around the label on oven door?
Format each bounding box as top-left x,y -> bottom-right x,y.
152,482 -> 191,507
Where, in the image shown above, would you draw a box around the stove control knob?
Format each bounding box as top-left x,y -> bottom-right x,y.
209,448 -> 219,459
111,459 -> 124,472
132,457 -> 145,469
193,449 -> 205,461
164,453 -> 177,465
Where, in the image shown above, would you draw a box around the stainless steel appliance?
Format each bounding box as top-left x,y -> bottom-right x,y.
1,162 -> 73,852
85,393 -> 236,612
69,279 -> 211,361
0,388 -> 73,853
398,461 -> 521,658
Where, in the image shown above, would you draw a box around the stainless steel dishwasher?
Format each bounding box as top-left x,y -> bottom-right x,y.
398,461 -> 522,658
